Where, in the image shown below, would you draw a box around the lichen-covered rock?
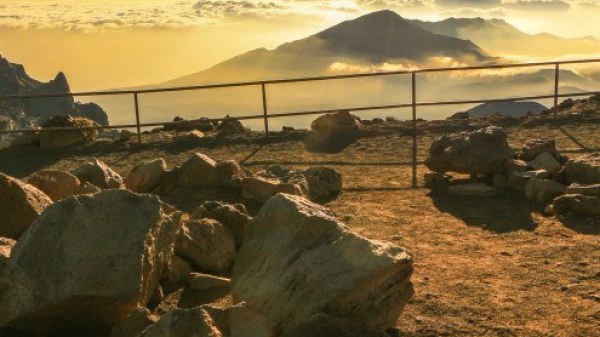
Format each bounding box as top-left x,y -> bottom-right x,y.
126,159 -> 167,193
233,194 -> 414,336
175,219 -> 236,272
0,190 -> 181,336
72,158 -> 125,189
138,307 -> 222,337
27,170 -> 86,201
425,126 -> 514,175
0,172 -> 53,239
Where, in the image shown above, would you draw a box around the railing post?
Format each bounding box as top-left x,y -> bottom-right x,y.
411,72 -> 418,189
554,63 -> 560,120
134,92 -> 142,144
261,83 -> 269,138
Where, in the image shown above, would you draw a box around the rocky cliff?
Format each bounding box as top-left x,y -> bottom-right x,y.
0,55 -> 109,130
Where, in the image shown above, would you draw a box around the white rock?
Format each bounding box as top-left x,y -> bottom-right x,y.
0,190 -> 181,336
232,194 -> 414,335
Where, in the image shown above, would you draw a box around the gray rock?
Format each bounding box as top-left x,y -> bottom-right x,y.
191,201 -> 251,247
110,308 -> 158,337
27,170 -> 86,201
241,177 -> 306,203
425,126 -> 514,175
302,166 -> 343,203
518,139 -> 559,161
0,237 -> 15,274
306,110 -> 362,152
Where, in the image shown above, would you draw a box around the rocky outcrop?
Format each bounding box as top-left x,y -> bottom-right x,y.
425,126 -> 514,175
0,56 -> 109,129
306,110 -> 362,152
72,159 -> 125,189
232,194 -> 414,336
0,190 -> 182,336
27,170 -> 95,201
126,159 -> 167,193
0,172 -> 53,239
175,219 -> 236,273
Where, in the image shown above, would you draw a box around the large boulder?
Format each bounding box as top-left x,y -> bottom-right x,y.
302,166 -> 343,203
72,158 -> 125,189
0,172 -> 53,239
306,110 -> 362,152
175,219 -> 236,273
425,126 -> 514,175
232,194 -> 414,336
191,201 -> 251,247
39,115 -> 99,148
566,153 -> 600,184
553,194 -> 600,216
27,170 -> 89,201
138,307 -> 222,337
0,238 -> 15,273
126,159 -> 167,193
0,190 -> 182,336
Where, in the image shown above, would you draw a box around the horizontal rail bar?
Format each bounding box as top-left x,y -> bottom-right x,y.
1,89 -> 598,135
0,58 -> 599,100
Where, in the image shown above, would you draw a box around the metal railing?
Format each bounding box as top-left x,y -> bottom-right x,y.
1,58 -> 600,187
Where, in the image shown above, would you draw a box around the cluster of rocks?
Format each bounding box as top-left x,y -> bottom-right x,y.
0,154 -> 414,336
424,126 -> 600,218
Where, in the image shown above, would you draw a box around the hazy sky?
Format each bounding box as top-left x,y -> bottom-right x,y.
1,0 -> 599,91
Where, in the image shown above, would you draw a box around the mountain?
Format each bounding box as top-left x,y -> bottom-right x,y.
160,10 -> 491,87
410,17 -> 600,57
461,101 -> 547,117
0,55 -> 109,130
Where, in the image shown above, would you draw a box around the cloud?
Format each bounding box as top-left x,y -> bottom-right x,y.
193,0 -> 288,19
503,0 -> 571,11
436,0 -> 501,8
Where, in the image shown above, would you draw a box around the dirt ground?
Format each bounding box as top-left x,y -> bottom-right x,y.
0,125 -> 598,337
